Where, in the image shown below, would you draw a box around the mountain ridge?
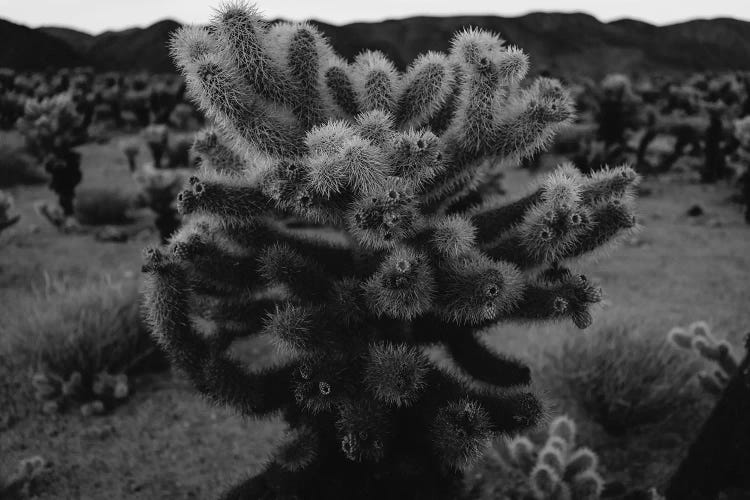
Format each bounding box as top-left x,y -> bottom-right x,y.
2,13 -> 750,78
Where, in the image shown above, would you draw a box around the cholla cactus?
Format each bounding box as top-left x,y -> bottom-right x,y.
141,3 -> 639,498
499,416 -> 604,500
142,123 -> 169,168
668,321 -> 741,396
596,74 -> 641,151
0,190 -> 20,235
31,369 -> 130,416
735,116 -> 750,151
120,138 -> 141,172
16,93 -> 86,216
733,116 -> 750,223
16,93 -> 86,158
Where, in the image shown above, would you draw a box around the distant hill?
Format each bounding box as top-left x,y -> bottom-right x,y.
3,13 -> 750,78
0,19 -> 84,70
38,26 -> 95,55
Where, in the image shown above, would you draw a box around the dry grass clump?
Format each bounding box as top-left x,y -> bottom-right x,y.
546,318 -> 707,436
0,144 -> 47,188
73,187 -> 135,226
0,275 -> 160,419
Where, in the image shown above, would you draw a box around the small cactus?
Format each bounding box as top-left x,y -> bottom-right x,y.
667,321 -> 740,396
0,190 -> 20,235
30,369 -> 131,416
498,415 -> 605,500
0,455 -> 53,498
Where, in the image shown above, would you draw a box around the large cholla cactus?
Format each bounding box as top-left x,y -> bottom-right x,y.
141,3 -> 639,498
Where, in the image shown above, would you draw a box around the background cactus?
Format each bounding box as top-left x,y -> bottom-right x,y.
732,116 -> 750,223
497,415 -> 605,500
668,321 -> 741,396
0,455 -> 53,499
15,93 -> 87,216
595,74 -> 641,152
666,335 -> 750,500
138,3 -> 641,498
0,189 -> 20,235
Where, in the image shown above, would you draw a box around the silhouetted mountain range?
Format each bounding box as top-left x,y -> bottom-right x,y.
2,13 -> 750,78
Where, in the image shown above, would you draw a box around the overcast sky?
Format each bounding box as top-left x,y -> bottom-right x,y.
2,0 -> 749,33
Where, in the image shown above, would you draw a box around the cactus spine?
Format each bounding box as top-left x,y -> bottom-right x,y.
142,3 -> 639,498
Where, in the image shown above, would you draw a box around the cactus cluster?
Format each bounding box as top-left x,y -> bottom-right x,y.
141,2 -> 639,497
31,369 -> 130,416
498,416 -> 604,500
668,321 -> 741,396
3,66 -> 199,138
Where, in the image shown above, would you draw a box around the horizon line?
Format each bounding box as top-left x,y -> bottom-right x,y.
5,10 -> 750,37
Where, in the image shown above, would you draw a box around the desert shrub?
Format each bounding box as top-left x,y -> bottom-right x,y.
0,456 -> 53,499
547,319 -> 705,436
73,187 -> 134,226
0,275 -> 162,416
0,144 -> 47,188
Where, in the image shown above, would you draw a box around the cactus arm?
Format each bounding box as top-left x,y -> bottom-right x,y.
323,60 -> 360,117
258,243 -> 333,301
212,2 -> 294,106
490,78 -> 575,162
468,190 -> 544,243
177,173 -> 276,224
194,295 -> 282,349
142,248 -> 294,416
444,331 -> 531,388
170,233 -> 263,292
556,200 -> 638,260
283,23 -> 327,128
427,369 -> 543,435
395,53 -> 455,129
352,51 -> 400,113
505,276 -> 601,330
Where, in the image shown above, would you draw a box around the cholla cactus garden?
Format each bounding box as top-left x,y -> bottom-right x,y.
142,2 -> 639,498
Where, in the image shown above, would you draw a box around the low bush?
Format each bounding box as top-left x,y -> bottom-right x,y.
546,319 -> 706,436
73,187 -> 134,226
0,144 -> 47,188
